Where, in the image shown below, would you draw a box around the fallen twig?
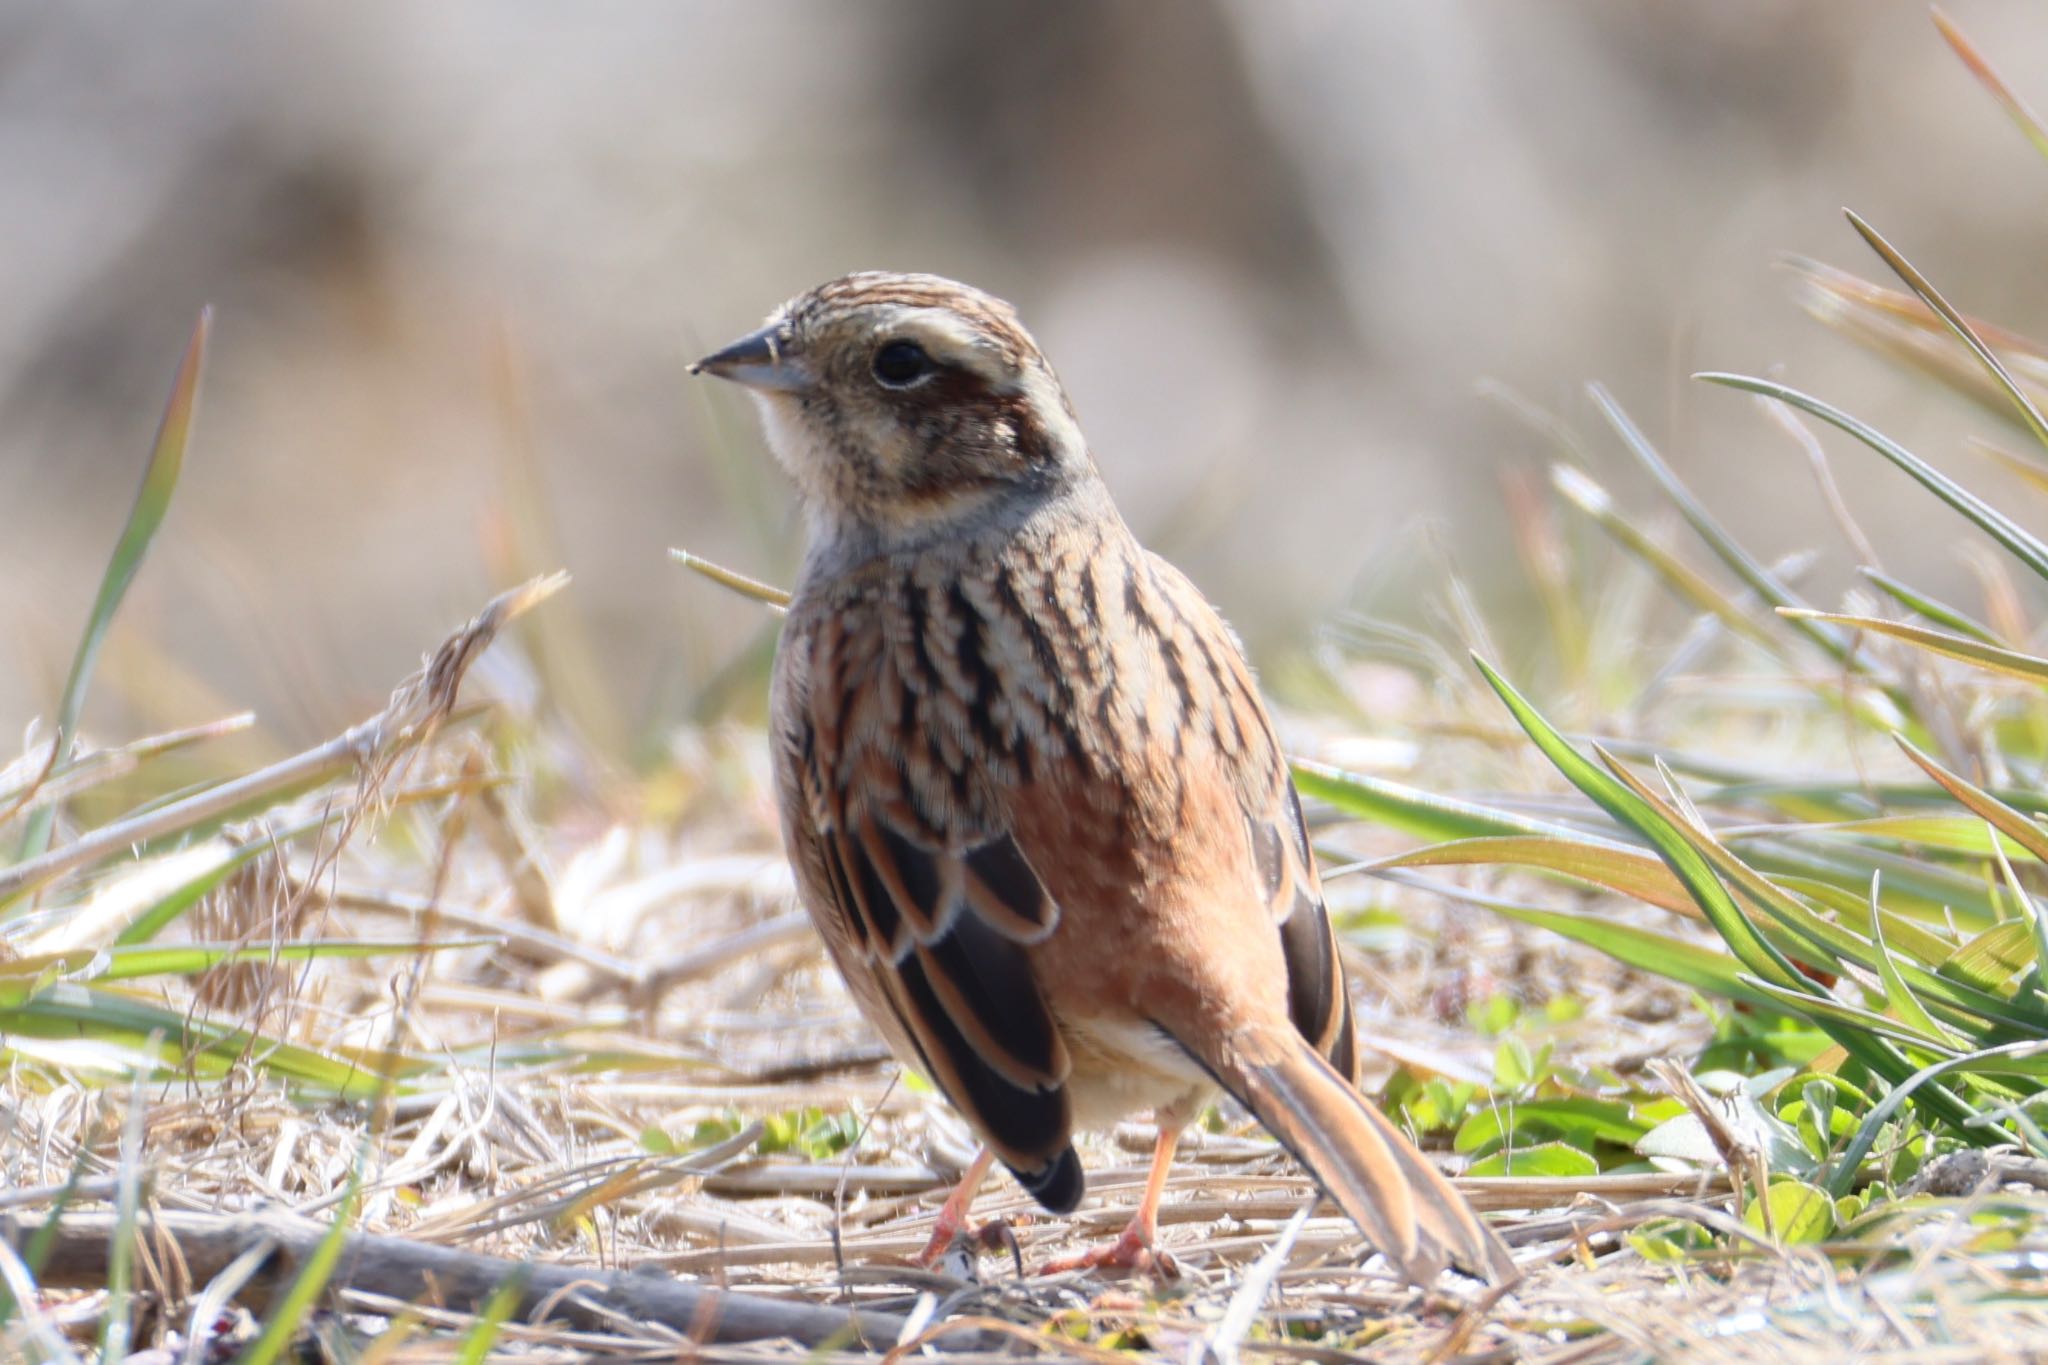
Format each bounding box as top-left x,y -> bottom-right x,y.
2,1208 -> 907,1349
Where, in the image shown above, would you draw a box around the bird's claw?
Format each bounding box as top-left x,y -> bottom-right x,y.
916,1215 -> 1024,1279
1041,1225 -> 1178,1277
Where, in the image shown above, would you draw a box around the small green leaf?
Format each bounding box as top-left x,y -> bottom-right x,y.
1467,993 -> 1520,1037
1743,1179 -> 1838,1245
1492,1037 -> 1537,1091
1626,1218 -> 1715,1262
1544,995 -> 1585,1024
1802,1080 -> 1838,1149
1454,1098 -> 1650,1154
1466,1141 -> 1598,1178
1393,1075 -> 1480,1133
690,1113 -> 745,1149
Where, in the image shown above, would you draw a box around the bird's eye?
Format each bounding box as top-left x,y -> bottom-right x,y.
872,339 -> 933,388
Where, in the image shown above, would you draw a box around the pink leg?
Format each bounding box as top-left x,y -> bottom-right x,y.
1041,1126 -> 1181,1276
913,1147 -> 997,1267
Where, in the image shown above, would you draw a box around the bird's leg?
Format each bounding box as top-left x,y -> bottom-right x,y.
913,1146 -> 998,1267
1041,1124 -> 1183,1276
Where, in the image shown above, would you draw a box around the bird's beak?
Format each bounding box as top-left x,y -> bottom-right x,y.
689,324 -> 811,393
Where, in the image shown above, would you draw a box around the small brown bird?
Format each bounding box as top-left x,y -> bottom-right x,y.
693,272 -> 1513,1285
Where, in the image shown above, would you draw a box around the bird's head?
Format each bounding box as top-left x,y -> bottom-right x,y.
692,272 -> 1092,550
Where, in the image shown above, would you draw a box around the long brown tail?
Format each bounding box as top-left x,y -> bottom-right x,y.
1211,1022 -> 1517,1286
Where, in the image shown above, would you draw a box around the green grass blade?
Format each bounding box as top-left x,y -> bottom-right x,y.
1893,736 -> 2048,864
1787,255 -> 2048,427
1988,836 -> 2048,1005
1475,656 -> 2000,1118
1944,921 -> 2035,992
91,938 -> 494,985
1380,869 -> 1776,1007
1753,814 -> 2036,862
19,310 -> 211,867
1587,384 -> 1848,662
2,984 -> 404,1097
1736,974 -> 1957,1054
0,950 -> 95,1008
1369,835 -> 1699,917
1868,874 -> 1963,1047
1596,761 -> 2041,1031
1291,760 -> 1589,842
1472,655 -> 1809,992
113,803 -> 410,948
1827,1039 -> 2048,1197
1845,210 -> 2048,454
112,850 -> 251,948
1746,839 -> 2005,929
453,1269 -> 530,1365
1696,373 -> 2048,585
1774,875 -> 1957,958
1549,463 -> 1783,655
99,1042 -> 157,1363
1781,610 -> 2048,685
1858,568 -> 2001,645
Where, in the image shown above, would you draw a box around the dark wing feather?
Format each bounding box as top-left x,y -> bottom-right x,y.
792,702 -> 1077,1203
849,810 -> 1070,1091
1240,719 -> 1359,1082
961,837 -> 1058,939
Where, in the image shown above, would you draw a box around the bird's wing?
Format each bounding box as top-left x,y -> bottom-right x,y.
779,598 -> 1083,1211
1143,554 -> 1359,1082
1257,776 -> 1359,1082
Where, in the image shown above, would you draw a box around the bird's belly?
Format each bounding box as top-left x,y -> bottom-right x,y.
1059,1012 -> 1215,1130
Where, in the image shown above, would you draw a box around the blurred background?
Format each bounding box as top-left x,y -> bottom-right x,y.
3,2 -> 2046,757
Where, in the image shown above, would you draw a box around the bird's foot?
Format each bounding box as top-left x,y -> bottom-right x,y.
1041,1223 -> 1178,1277
915,1214 -> 1023,1276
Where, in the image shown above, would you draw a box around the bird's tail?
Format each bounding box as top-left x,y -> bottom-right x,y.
1209,1021 -> 1517,1287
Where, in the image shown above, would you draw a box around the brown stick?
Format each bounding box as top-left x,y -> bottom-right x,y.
1,1209 -> 909,1349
